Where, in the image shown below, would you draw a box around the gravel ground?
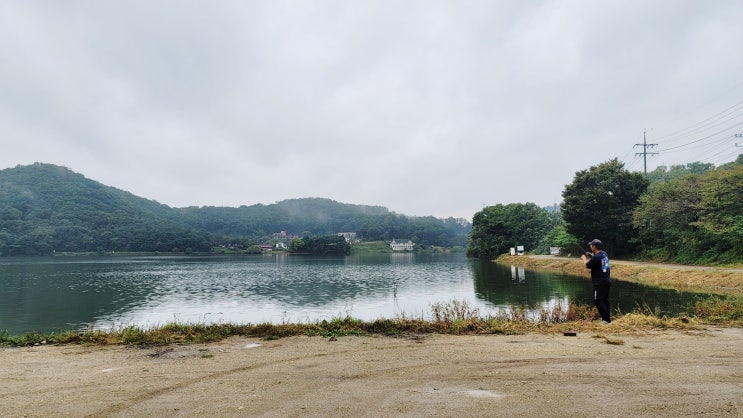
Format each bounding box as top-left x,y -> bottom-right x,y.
2,327 -> 742,417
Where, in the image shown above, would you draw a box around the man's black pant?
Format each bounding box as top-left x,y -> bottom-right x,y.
594,282 -> 611,323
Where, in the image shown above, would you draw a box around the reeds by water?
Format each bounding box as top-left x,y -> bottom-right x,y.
2,297 -> 740,347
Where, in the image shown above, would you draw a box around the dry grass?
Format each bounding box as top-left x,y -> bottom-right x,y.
499,255 -> 743,296
3,297 -> 736,347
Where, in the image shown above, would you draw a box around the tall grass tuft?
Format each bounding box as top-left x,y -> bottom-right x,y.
430,299 -> 480,323
693,296 -> 743,323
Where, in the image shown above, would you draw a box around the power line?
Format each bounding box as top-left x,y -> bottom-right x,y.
653,99 -> 743,145
674,133 -> 743,167
662,132 -> 733,155
627,82 -> 743,172
658,120 -> 743,153
698,146 -> 741,164
650,79 -> 743,140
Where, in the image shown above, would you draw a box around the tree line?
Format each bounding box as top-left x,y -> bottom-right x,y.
0,163 -> 471,256
468,155 -> 743,264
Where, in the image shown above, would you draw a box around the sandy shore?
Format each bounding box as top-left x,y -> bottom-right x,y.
2,326 -> 742,417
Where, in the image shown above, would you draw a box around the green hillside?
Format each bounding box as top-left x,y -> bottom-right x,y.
0,163 -> 210,255
0,163 -> 471,256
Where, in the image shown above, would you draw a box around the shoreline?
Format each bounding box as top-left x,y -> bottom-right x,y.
498,254 -> 743,296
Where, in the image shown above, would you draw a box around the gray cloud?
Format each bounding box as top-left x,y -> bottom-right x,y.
2,0 -> 742,218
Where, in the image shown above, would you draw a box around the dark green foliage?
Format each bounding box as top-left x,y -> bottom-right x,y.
561,159 -> 648,257
179,198 -> 388,238
0,163 -> 213,255
0,163 -> 470,256
633,163 -> 743,263
696,164 -> 743,261
467,203 -> 552,258
647,162 -> 714,184
180,200 -> 470,248
632,174 -> 707,261
291,235 -> 351,255
537,223 -> 579,255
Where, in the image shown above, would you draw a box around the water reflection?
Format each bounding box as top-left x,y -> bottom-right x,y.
472,260 -> 585,313
474,260 -> 712,316
0,255 -> 718,334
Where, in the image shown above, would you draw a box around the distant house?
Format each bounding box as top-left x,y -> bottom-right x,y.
390,239 -> 415,251
272,231 -> 289,241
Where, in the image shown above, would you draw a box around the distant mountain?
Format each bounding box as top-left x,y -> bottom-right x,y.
0,163 -> 209,255
0,163 -> 470,256
179,198 -> 391,237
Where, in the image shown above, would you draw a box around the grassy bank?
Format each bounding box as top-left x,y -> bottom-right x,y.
2,295 -> 741,347
350,241 -> 392,254
498,254 -> 743,297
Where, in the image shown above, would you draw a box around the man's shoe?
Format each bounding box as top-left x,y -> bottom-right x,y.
601,320 -> 611,325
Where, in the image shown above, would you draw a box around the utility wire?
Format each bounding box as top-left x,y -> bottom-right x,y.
653,99 -> 743,144
657,120 -> 743,152
660,132 -> 733,154
650,79 -> 743,139
698,146 -> 739,164
630,81 -> 743,172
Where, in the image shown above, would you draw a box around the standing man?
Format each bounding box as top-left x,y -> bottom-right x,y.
581,239 -> 611,324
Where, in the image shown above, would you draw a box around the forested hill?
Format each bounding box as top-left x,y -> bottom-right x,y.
178,198 -> 390,237
0,163 -> 470,256
0,163 -> 209,255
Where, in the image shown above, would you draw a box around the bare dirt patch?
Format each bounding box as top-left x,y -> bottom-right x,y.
2,328 -> 742,417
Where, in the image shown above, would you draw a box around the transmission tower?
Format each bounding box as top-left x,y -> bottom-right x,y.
634,128 -> 658,176
736,133 -> 742,147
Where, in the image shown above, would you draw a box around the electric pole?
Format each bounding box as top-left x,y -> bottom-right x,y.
736,133 -> 742,147
634,128 -> 658,176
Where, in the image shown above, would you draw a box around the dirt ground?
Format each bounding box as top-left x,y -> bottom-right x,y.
2,327 -> 742,417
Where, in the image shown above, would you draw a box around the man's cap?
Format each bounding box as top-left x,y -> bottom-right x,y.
588,239 -> 602,247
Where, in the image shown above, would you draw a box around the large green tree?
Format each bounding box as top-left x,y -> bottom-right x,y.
631,174 -> 705,261
290,235 -> 351,255
696,164 -> 743,261
632,163 -> 743,264
561,159 -> 648,257
467,203 -> 551,258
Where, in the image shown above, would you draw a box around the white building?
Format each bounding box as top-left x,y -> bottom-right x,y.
390,239 -> 415,251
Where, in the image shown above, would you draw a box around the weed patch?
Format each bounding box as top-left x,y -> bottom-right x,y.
0,298 -> 736,347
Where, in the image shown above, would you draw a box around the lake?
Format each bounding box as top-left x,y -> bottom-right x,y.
0,254 -> 713,334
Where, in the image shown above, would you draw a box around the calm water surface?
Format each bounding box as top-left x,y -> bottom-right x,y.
0,254 -> 713,334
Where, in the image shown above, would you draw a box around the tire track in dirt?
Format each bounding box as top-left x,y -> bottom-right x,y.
85,335 -> 582,417
84,337 -> 428,416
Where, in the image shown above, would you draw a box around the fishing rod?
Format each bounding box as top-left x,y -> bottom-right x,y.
577,242 -> 593,257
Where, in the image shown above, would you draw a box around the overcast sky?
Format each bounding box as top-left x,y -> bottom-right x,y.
2,1 -> 742,219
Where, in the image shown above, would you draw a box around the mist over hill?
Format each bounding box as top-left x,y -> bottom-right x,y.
0,163 -> 470,256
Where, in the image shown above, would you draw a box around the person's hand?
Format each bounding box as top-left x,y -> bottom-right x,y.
580,254 -> 587,263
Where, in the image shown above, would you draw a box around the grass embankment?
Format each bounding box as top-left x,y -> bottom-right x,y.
498,254 -> 743,296
3,255 -> 741,347
350,241 -> 392,254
